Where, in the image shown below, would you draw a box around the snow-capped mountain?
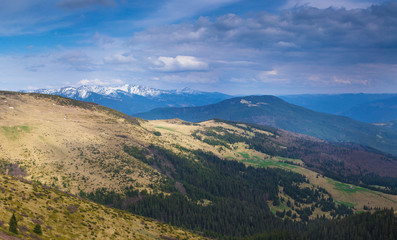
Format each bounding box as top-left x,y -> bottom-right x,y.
25,84 -> 232,115
32,84 -> 167,99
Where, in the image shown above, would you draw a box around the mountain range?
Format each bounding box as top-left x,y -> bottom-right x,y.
342,96 -> 397,123
280,93 -> 397,123
26,84 -> 231,115
28,86 -> 397,124
25,85 -> 397,156
135,95 -> 397,156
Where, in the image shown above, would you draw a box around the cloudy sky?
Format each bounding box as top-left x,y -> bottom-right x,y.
0,0 -> 396,95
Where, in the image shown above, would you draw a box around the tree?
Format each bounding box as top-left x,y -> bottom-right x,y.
9,213 -> 18,234
33,224 -> 42,235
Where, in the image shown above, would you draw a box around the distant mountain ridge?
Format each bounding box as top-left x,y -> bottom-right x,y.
135,95 -> 397,156
342,96 -> 397,123
25,84 -> 232,115
32,84 -> 198,98
280,93 -> 397,123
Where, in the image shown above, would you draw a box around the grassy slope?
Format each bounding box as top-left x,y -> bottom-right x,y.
0,174 -> 204,240
0,92 -> 162,195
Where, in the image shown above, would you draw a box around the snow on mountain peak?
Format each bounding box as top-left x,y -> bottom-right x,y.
126,85 -> 164,97
21,84 -> 231,115
177,87 -> 200,94
27,84 -> 178,98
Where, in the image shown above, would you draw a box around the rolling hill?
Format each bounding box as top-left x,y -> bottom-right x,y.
1,91 -> 396,238
135,95 -> 397,156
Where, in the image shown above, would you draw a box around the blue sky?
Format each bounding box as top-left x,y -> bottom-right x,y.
0,0 -> 396,95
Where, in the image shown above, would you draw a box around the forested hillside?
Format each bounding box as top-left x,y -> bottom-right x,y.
135,95 -> 397,156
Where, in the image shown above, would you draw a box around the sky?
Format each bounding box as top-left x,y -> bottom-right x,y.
0,0 -> 396,95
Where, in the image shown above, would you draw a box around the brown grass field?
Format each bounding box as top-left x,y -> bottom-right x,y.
0,174 -> 205,239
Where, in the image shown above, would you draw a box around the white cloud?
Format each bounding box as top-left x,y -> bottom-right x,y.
230,77 -> 256,83
159,72 -> 218,83
151,55 -> 209,72
25,64 -> 45,72
257,70 -> 290,83
2,1 -> 397,95
263,70 -> 278,76
57,51 -> 96,71
276,41 -> 298,48
282,0 -> 374,10
103,54 -> 135,64
0,0 -> 73,36
58,51 -> 90,64
77,78 -> 124,86
332,76 -> 369,86
26,86 -> 39,90
333,76 -> 352,84
138,0 -> 241,26
92,32 -> 117,48
58,0 -> 116,9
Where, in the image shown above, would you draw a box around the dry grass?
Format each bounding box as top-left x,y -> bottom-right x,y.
0,93 -> 162,195
0,174 -> 205,240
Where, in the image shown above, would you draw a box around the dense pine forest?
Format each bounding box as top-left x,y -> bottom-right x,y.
246,209 -> 396,240
80,145 -> 395,238
198,120 -> 397,194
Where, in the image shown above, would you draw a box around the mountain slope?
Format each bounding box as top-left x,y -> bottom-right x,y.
375,120 -> 397,130
135,95 -> 397,156
0,174 -> 204,240
280,93 -> 397,122
0,91 -> 164,195
27,85 -> 231,115
143,118 -> 397,193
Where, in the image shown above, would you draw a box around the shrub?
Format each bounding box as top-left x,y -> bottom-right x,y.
9,213 -> 18,234
33,224 -> 42,235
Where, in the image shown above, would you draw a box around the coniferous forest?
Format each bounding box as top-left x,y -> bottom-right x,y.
81,145 -> 396,239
